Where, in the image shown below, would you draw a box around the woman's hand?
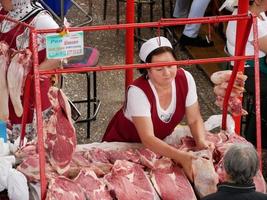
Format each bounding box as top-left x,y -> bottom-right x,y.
174,151 -> 196,182
196,139 -> 215,150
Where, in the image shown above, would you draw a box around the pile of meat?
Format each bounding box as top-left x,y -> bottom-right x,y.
210,70 -> 247,116
15,131 -> 266,200
0,41 -> 32,120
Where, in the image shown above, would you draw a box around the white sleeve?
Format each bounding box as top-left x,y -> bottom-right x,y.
34,12 -> 59,51
248,12 -> 267,42
35,12 -> 59,29
124,86 -> 151,119
184,70 -> 198,107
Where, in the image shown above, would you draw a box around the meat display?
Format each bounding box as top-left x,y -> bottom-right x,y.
7,49 -> 32,117
210,70 -> 247,116
15,130 -> 266,199
0,42 -> 10,120
43,87 -> 77,174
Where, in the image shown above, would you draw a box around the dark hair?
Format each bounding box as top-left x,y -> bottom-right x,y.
138,46 -> 177,76
249,0 -> 255,5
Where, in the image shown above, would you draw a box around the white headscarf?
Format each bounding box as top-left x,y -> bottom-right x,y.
11,0 -> 31,10
0,0 -> 44,33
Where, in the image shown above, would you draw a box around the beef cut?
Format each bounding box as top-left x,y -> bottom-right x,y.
150,157 -> 197,200
192,150 -> 219,198
108,148 -> 140,164
83,147 -> 110,163
74,168 -> 112,200
43,87 -> 76,174
104,160 -> 159,200
46,176 -> 85,200
16,154 -> 56,182
0,42 -> 10,120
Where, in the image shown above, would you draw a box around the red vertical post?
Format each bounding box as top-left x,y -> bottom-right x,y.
222,0 -> 251,134
252,15 -> 262,170
233,0 -> 249,134
125,0 -> 135,88
30,30 -> 47,200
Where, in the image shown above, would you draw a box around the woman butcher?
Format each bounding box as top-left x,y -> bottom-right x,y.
102,36 -> 213,180
0,0 -> 60,138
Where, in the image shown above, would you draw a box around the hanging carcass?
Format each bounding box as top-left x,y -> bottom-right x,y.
43,86 -> 77,174
0,41 -> 10,120
7,49 -> 32,117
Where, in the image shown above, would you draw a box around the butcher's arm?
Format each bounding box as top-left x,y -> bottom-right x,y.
39,59 -> 61,70
132,116 -> 195,180
186,101 -> 212,149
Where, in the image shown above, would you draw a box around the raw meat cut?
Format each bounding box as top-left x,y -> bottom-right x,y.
210,70 -> 247,85
43,87 -> 76,174
74,168 -> 112,200
7,49 -> 32,117
215,95 -> 248,116
137,148 -> 161,169
15,143 -> 37,159
108,148 -> 140,164
210,70 -> 247,116
214,85 -> 243,97
0,41 -> 10,120
192,150 -> 219,198
150,157 -> 197,200
104,160 -> 159,200
83,147 -> 110,163
71,152 -> 112,176
16,154 -> 56,182
46,176 -> 85,200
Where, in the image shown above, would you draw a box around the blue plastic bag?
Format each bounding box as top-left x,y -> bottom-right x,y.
0,120 -> 7,143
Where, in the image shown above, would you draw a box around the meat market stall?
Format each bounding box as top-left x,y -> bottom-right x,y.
0,0 -> 265,199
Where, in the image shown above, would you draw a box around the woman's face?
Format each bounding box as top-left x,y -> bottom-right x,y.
0,0 -> 13,11
148,51 -> 177,87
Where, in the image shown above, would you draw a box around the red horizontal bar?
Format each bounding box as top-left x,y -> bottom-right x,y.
0,14 -> 34,29
35,14 -> 250,34
40,55 -> 253,75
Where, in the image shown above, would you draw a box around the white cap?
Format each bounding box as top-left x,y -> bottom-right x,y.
139,36 -> 173,62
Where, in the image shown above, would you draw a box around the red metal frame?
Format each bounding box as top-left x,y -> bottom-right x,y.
25,1 -> 263,199
221,0 -> 251,133
252,14 -> 262,170
125,0 -> 135,88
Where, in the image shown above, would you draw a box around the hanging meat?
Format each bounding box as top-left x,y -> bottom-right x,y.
43,86 -> 77,174
210,70 -> 247,116
7,49 -> 32,117
0,42 -> 10,120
